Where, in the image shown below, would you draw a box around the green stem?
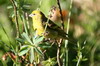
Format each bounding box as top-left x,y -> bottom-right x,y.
64,0 -> 73,66
10,0 -> 20,38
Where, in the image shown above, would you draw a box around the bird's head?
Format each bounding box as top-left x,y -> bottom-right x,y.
29,10 -> 45,20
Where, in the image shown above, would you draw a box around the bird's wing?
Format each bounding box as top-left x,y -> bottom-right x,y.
46,19 -> 68,37
42,15 -> 68,37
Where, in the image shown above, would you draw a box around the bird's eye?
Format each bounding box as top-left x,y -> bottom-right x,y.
33,14 -> 35,15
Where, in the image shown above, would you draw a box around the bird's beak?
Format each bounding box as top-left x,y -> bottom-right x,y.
29,14 -> 33,17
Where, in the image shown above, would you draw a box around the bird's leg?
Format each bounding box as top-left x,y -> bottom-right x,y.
42,31 -> 49,36
43,38 -> 50,42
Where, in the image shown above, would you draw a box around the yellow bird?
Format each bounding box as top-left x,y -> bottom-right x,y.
29,10 -> 70,40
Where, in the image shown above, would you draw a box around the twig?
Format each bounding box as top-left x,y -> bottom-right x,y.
57,40 -> 62,66
43,12 -> 51,35
56,0 -> 64,29
56,0 -> 64,66
10,0 -> 20,38
10,1 -> 20,65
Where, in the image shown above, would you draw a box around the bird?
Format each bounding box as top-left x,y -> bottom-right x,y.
29,10 -> 72,41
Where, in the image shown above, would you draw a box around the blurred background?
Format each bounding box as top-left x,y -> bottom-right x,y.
0,0 -> 100,66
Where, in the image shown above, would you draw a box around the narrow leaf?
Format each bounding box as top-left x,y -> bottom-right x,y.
38,43 -> 51,48
34,36 -> 44,44
34,47 -> 43,55
18,45 -> 30,56
22,32 -> 32,44
16,38 -> 25,43
29,47 -> 34,63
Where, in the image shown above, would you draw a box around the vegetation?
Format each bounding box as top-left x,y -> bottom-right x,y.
0,0 -> 100,66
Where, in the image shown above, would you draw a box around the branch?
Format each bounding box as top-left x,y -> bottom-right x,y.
56,0 -> 64,30
10,0 -> 20,38
56,0 -> 64,66
57,40 -> 62,66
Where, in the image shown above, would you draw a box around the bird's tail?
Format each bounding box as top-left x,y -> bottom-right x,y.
65,37 -> 77,44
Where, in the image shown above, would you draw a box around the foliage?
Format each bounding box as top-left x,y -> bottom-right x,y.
0,0 -> 100,66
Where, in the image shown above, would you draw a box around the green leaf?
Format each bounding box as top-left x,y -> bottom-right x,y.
7,5 -> 13,9
33,36 -> 44,44
18,45 -> 30,56
16,38 -> 25,43
34,47 -> 43,56
82,58 -> 88,61
42,57 -> 57,66
73,59 -> 77,62
22,32 -> 32,44
29,47 -> 34,63
38,43 -> 51,48
21,15 -> 28,35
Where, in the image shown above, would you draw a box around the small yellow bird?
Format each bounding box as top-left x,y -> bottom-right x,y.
29,10 -> 70,40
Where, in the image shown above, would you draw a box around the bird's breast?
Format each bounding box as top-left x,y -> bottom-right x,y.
33,20 -> 45,36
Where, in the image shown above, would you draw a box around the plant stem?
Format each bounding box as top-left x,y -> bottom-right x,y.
64,0 -> 73,66
57,39 -> 62,66
56,0 -> 64,66
10,0 -> 20,65
90,41 -> 100,66
10,0 -> 20,38
56,0 -> 64,29
76,52 -> 82,66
